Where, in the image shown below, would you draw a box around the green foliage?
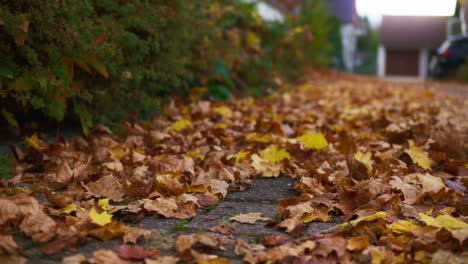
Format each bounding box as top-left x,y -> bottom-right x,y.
355,17 -> 379,75
0,0 -> 335,130
0,154 -> 12,179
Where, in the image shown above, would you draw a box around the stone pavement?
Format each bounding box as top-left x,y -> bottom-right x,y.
13,177 -> 340,263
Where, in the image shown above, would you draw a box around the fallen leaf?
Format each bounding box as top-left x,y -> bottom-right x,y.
167,119 -> 191,131
117,244 -> 159,260
354,151 -> 372,171
123,226 -> 152,244
261,235 -> 289,247
102,160 -> 124,171
405,140 -> 432,170
261,145 -> 291,164
145,256 -> 179,264
346,236 -> 369,252
250,154 -> 281,177
229,213 -> 270,224
418,213 -> 468,229
89,207 -> 113,226
212,106 -> 232,117
91,249 -> 125,264
0,234 -> 20,254
227,150 -> 251,162
88,222 -> 125,240
24,134 -> 46,150
297,132 -> 328,150
61,254 -> 88,264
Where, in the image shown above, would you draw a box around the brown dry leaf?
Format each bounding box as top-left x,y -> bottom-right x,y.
145,256 -> 179,264
229,213 -> 270,224
0,255 -> 27,264
175,233 -> 220,256
431,250 -> 468,264
0,234 -> 20,254
205,179 -> 229,198
389,176 -> 420,204
261,235 -> 289,247
346,236 -> 369,252
123,226 -> 152,244
143,196 -> 196,219
91,249 -> 126,264
117,244 -> 159,260
84,174 -> 125,202
102,160 -> 124,172
88,222 -> 125,240
250,154 -> 281,177
61,254 -> 88,264
155,173 -> 185,196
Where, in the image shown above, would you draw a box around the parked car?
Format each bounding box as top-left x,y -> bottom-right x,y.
429,34 -> 468,79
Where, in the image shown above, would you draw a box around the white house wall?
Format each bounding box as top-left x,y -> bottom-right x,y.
377,45 -> 386,77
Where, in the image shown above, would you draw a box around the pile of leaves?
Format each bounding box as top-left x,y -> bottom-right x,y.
0,75 -> 467,263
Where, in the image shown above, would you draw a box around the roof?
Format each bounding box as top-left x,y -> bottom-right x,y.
380,15 -> 448,50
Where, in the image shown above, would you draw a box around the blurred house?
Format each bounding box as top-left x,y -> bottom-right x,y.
377,16 -> 448,79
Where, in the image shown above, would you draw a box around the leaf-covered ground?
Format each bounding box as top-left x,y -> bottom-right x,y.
1,74 -> 467,263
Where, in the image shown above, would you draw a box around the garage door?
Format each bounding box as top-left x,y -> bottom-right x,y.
386,50 -> 419,76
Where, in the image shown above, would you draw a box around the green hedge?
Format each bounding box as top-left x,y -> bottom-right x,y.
0,0 -> 335,133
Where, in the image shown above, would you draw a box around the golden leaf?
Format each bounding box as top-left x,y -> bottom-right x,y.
24,134 -> 47,151
89,207 -> 112,226
88,222 -> 124,241
261,145 -> 291,164
227,150 -> 251,162
245,133 -> 273,143
389,220 -> 418,234
212,106 -> 232,117
297,132 -> 328,150
405,140 -> 432,170
167,119 -> 192,132
60,204 -> 81,214
354,151 -> 372,170
418,213 -> 468,229
347,236 -> 369,252
98,198 -> 110,211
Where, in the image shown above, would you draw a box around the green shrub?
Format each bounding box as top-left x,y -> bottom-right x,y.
0,154 -> 11,179
0,0 -> 335,132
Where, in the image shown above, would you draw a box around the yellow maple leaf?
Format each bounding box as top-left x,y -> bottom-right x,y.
297,132 -> 328,150
98,198 -> 110,211
405,140 -> 432,170
354,151 -> 372,170
89,207 -> 112,226
25,134 -> 46,150
418,213 -> 468,229
261,145 -> 291,164
245,133 -> 273,143
227,150 -> 251,162
167,119 -> 192,132
389,220 -> 418,233
61,204 -> 81,214
212,106 -> 232,117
